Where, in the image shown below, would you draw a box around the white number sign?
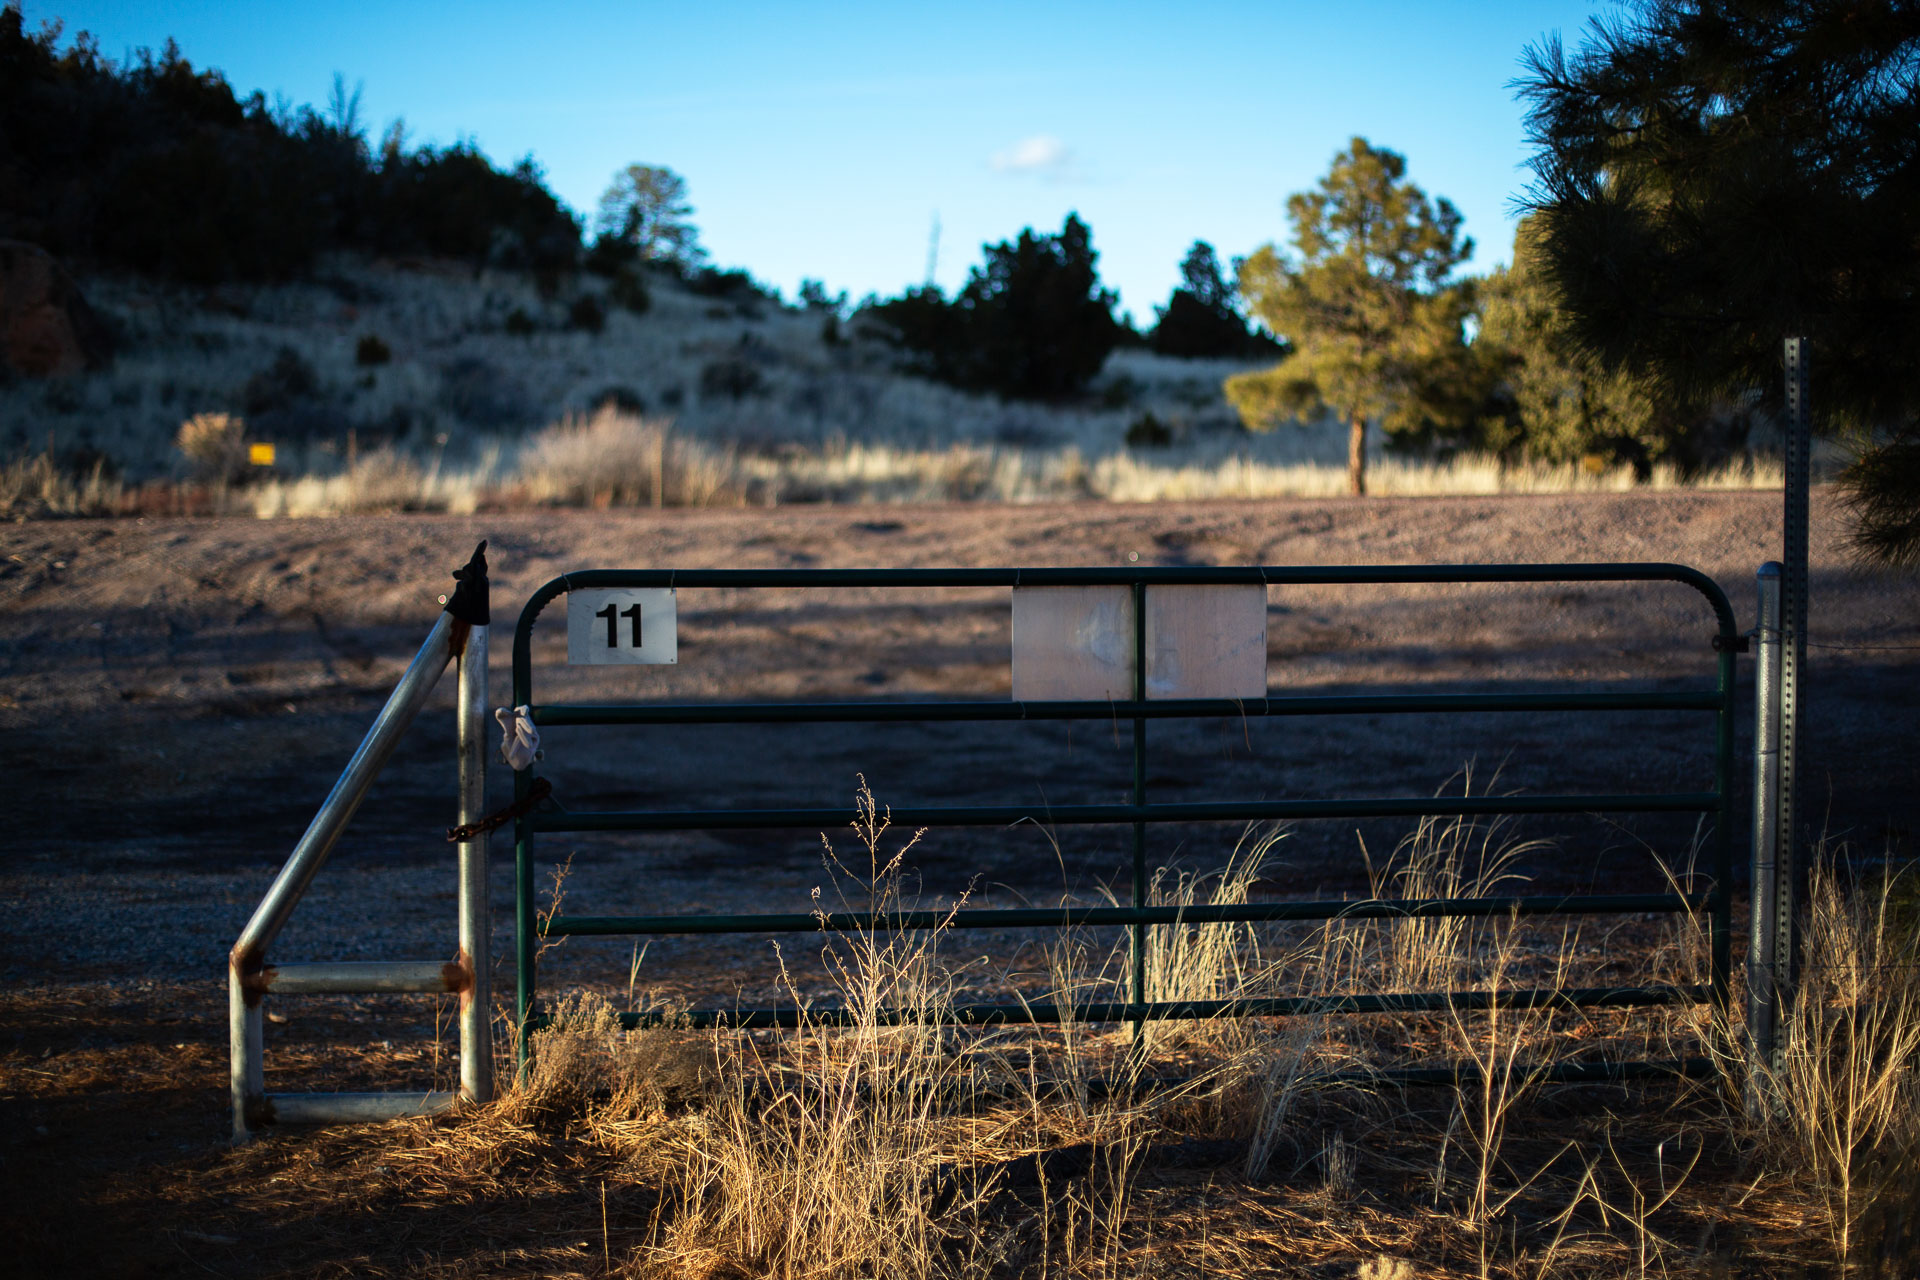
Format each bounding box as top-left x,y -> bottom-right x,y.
566,588 -> 677,664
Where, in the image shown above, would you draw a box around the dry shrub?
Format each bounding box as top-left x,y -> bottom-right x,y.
175,411 -> 249,481
518,407 -> 740,507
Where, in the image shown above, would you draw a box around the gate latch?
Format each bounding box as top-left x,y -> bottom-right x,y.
448,776 -> 553,842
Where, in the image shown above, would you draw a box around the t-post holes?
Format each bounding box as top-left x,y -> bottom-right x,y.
1012,586 -> 1134,701
1011,584 -> 1268,702
566,588 -> 677,665
1144,585 -> 1267,699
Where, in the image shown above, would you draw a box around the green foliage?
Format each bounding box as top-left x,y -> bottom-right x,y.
1517,0 -> 1920,560
583,232 -> 638,277
0,11 -> 580,282
593,164 -> 704,271
1227,138 -> 1477,493
354,334 -> 391,367
1473,219 -> 1675,470
567,293 -> 606,334
1125,411 -> 1175,448
798,279 -> 847,314
865,213 -> 1121,401
606,266 -> 651,315
367,147 -> 579,272
1149,241 -> 1285,359
242,347 -> 319,416
686,266 -> 775,304
699,356 -> 766,401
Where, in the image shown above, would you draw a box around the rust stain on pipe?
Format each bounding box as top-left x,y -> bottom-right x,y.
239,964 -> 278,997
447,952 -> 475,1009
449,617 -> 471,658
231,950 -> 267,1007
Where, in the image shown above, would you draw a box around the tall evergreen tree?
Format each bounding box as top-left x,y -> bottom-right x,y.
1228,138 -> 1476,495
866,213 -> 1121,400
593,164 -> 704,271
1150,241 -> 1283,359
1518,0 -> 1920,561
1476,217 -> 1672,469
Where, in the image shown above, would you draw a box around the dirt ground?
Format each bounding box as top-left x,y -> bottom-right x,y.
2,490 -> 1916,1277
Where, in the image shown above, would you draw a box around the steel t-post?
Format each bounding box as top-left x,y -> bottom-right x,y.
1779,339 -> 1810,1012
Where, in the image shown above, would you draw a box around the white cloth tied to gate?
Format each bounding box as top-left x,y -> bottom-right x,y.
495,705 -> 541,771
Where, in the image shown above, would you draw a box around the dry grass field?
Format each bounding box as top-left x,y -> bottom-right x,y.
2,490 -> 1917,1277
1,256 -> 1817,521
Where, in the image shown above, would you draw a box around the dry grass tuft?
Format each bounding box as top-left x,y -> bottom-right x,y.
1753,855 -> 1920,1271
0,449 -> 122,517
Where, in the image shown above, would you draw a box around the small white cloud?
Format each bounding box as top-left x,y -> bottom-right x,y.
991,134 -> 1073,177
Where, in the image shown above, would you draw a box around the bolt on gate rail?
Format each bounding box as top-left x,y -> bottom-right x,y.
510,562 -> 1740,1083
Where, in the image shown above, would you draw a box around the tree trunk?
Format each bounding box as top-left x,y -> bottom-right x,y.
1346,414 -> 1367,496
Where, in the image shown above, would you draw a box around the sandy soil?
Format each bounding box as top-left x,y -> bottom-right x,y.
1,490 -> 1916,1275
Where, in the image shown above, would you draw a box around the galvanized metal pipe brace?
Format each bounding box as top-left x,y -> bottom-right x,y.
250,960 -> 469,994
599,983 -> 1707,1031
231,610 -> 458,1140
229,564 -> 493,1141
547,891 -> 1708,938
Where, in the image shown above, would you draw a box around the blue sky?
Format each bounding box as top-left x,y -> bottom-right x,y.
24,1 -> 1607,322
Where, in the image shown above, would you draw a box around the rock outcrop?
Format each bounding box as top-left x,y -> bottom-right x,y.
0,240 -> 113,377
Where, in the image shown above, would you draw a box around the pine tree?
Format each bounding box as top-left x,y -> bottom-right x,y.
594,165 -> 705,271
865,213 -> 1121,400
1150,241 -> 1283,359
1228,138 -> 1476,495
1518,0 -> 1920,561
1476,218 -> 1671,470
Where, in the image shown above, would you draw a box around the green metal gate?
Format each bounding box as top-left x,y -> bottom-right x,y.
510,562 -> 1739,1080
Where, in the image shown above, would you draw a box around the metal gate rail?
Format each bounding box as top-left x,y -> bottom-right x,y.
510,562 -> 1738,1073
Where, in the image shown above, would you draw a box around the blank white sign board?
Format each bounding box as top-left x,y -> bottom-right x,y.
1011,586 -> 1134,701
1011,584 -> 1269,701
1144,585 -> 1268,699
566,588 -> 678,664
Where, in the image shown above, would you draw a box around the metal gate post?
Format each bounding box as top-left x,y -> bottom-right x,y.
1713,618 -> 1736,1016
1130,580 -> 1148,1041
513,762 -> 537,1079
1748,563 -> 1784,1101
455,617 -> 492,1103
